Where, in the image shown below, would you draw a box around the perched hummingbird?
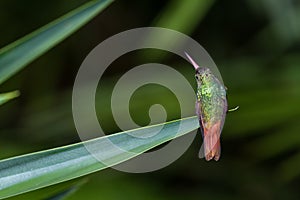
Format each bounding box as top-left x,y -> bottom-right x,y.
185,52 -> 237,161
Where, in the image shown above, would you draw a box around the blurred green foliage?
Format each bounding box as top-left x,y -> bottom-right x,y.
0,0 -> 300,199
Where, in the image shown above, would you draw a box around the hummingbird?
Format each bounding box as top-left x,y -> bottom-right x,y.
185,52 -> 238,161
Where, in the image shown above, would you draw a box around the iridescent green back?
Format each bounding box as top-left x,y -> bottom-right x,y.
195,67 -> 227,129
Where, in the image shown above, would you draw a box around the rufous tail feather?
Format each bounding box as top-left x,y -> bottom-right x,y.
203,122 -> 221,161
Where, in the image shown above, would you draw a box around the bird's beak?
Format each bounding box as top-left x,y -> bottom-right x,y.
184,52 -> 200,70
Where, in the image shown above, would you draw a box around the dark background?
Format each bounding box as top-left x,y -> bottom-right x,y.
0,0 -> 300,199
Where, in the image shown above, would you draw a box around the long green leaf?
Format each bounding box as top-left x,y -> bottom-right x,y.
139,0 -> 215,60
154,0 -> 215,33
0,116 -> 198,199
45,180 -> 87,200
0,91 -> 20,106
0,0 -> 113,85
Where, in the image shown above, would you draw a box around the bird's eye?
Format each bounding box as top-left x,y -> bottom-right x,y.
195,75 -> 199,80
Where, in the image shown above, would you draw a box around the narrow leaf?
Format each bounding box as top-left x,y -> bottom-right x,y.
0,91 -> 20,106
0,0 -> 113,85
154,0 -> 215,33
45,180 -> 87,200
0,116 -> 198,199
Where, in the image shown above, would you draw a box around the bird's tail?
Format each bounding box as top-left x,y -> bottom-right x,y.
203,122 -> 221,161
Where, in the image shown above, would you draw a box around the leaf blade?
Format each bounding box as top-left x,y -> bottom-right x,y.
45,180 -> 87,200
0,90 -> 20,106
0,116 -> 198,199
0,0 -> 113,85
